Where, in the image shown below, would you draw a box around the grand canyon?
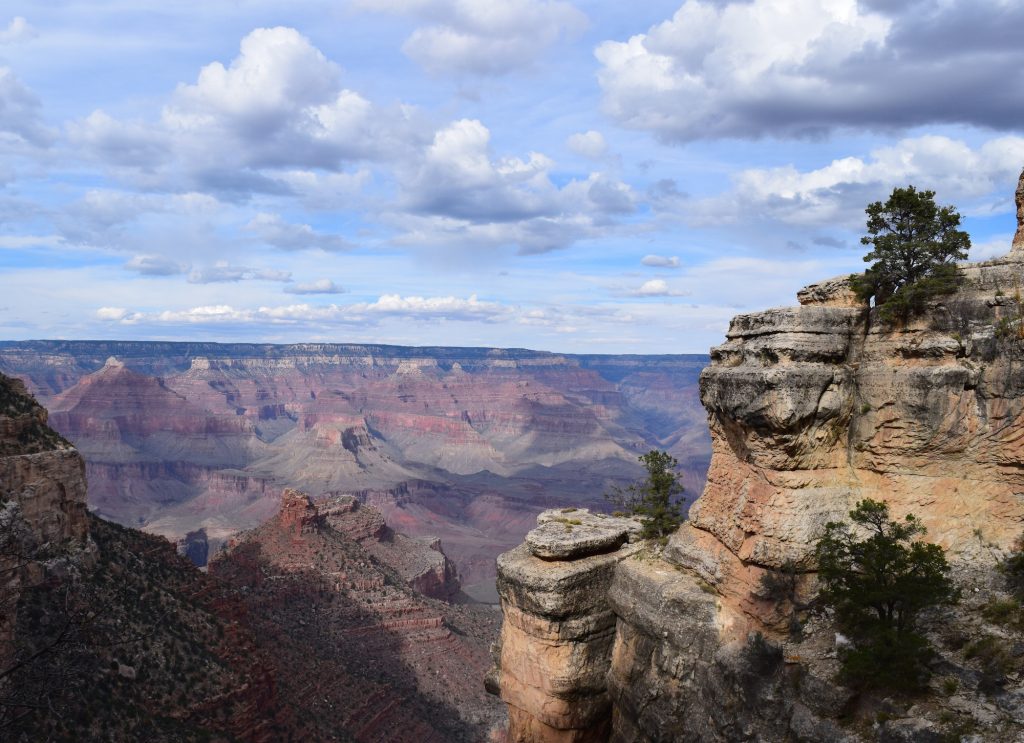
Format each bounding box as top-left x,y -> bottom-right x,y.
0,342 -> 709,601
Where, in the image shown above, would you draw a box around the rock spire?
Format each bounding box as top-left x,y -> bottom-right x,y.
1014,166 -> 1024,254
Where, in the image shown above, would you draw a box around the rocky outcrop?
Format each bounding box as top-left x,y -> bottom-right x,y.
492,510 -> 643,741
1014,167 -> 1024,253
320,494 -> 461,599
0,373 -> 93,679
492,238 -> 1024,741
212,489 -> 506,740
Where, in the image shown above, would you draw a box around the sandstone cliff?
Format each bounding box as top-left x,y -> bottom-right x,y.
492,235 -> 1024,740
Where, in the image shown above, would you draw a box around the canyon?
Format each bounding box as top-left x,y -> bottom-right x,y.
491,231 -> 1024,738
0,342 -> 709,601
0,370 -> 506,740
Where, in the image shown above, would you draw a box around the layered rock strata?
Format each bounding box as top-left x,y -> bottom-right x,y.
1015,167 -> 1024,253
492,509 -> 643,741
493,238 -> 1024,741
0,341 -> 711,598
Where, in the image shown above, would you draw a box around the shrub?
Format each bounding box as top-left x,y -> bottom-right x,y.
605,450 -> 684,540
814,499 -> 958,691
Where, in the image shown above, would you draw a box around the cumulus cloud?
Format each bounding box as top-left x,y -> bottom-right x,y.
187,261 -> 292,284
567,130 -> 607,159
0,17 -> 36,44
124,254 -> 189,276
394,118 -> 635,253
72,27 -> 423,196
96,307 -> 130,321
596,0 -> 1024,141
692,134 -> 1024,227
284,279 -> 345,295
58,189 -> 219,246
641,254 -> 680,268
356,0 -> 587,76
629,278 -> 685,297
246,213 -> 353,251
0,67 -> 54,147
68,111 -> 170,169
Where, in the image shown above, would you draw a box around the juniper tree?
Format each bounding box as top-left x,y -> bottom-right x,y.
815,499 -> 958,690
852,186 -> 970,322
605,450 -> 684,541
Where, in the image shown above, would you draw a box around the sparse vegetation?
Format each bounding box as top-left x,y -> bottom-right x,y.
814,499 -> 958,691
850,186 -> 970,323
605,450 -> 684,541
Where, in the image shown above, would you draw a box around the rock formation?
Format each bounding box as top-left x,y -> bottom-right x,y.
492,242 -> 1024,740
0,341 -> 709,599
212,489 -> 506,740
321,494 -> 461,599
1014,167 -> 1024,253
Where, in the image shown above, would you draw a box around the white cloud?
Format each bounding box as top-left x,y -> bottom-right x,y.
630,278 -> 685,297
187,261 -> 292,284
356,0 -> 587,76
96,307 -> 129,321
692,134 -> 1024,227
595,0 -> 1024,140
394,118 -> 635,253
246,212 -> 353,251
0,67 -> 54,147
96,293 -> 509,327
73,27 -> 425,195
68,111 -> 170,168
641,254 -> 680,268
969,234 -> 1015,262
0,17 -> 36,44
124,254 -> 189,276
284,279 -> 345,295
566,130 -> 608,159
0,234 -> 62,250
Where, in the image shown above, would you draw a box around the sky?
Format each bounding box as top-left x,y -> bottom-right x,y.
0,0 -> 1022,354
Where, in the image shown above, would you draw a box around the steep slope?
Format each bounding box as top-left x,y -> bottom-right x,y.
210,490 -> 505,742
0,371 -> 287,741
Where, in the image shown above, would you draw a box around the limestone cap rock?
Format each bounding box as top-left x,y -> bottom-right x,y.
796,275 -> 863,308
526,508 -> 644,560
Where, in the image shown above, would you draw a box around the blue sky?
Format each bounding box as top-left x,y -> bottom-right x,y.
1,0 -> 1022,353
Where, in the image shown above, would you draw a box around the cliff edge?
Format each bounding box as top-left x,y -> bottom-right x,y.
491,213 -> 1024,740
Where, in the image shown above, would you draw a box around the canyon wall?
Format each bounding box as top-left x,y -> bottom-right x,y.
0,342 -> 708,598
492,246 -> 1024,741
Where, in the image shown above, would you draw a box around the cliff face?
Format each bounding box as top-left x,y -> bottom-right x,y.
492,245 -> 1024,741
211,489 -> 505,741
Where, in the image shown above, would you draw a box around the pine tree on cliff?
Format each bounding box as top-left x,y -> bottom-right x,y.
815,499 -> 958,691
851,186 -> 970,322
606,450 -> 684,541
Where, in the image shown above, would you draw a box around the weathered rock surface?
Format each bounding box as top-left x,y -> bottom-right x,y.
527,509 -> 642,559
1013,167 -> 1024,253
213,489 -> 506,741
321,494 -> 461,599
492,236 -> 1024,742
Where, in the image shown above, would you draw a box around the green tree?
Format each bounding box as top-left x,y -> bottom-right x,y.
814,499 -> 958,691
851,186 -> 970,322
606,450 -> 684,540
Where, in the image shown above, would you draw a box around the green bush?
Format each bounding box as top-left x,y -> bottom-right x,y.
851,186 -> 970,323
815,499 -> 958,691
605,450 -> 684,540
